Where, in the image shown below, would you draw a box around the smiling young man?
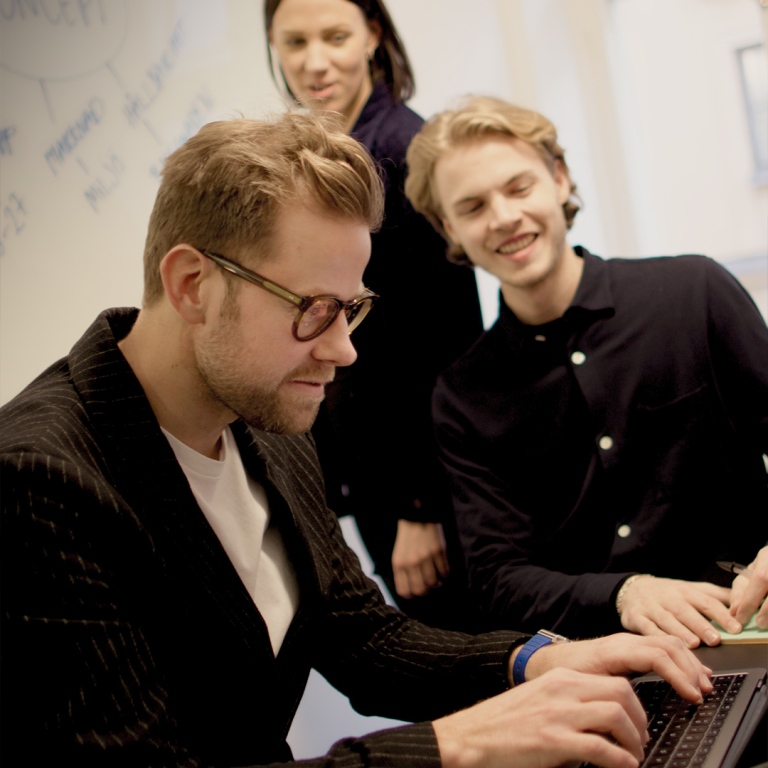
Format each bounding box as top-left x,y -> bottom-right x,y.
432,130 -> 582,326
0,110 -> 714,768
405,95 -> 768,647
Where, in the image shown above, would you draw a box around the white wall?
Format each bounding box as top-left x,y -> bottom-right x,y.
0,0 -> 277,403
2,0 -> 765,406
607,0 -> 768,312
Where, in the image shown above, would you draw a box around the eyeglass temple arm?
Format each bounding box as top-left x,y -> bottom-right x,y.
202,250 -> 304,307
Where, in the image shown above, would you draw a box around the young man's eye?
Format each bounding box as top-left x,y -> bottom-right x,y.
457,202 -> 483,217
510,185 -> 531,196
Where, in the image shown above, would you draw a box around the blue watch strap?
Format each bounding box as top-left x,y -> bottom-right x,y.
512,633 -> 553,686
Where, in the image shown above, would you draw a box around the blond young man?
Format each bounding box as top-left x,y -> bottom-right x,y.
405,96 -> 768,648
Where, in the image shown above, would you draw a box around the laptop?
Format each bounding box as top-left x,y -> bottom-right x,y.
630,666 -> 768,768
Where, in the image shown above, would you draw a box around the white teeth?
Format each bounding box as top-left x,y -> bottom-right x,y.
497,233 -> 535,255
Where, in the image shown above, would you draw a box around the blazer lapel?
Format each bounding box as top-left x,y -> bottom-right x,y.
68,309 -> 275,658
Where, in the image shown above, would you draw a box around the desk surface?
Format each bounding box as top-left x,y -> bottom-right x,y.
694,643 -> 768,767
695,643 -> 768,671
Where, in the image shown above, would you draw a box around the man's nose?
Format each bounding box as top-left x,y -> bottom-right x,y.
312,314 -> 358,368
489,195 -> 521,230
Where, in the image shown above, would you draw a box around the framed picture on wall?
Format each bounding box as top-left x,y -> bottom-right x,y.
736,43 -> 768,184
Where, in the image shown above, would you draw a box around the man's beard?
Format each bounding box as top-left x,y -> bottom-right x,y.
197,353 -> 332,435
194,300 -> 333,435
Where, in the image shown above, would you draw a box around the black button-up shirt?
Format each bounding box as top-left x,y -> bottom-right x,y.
434,247 -> 768,636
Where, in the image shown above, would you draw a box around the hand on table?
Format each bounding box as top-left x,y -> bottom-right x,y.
730,546 -> 768,629
617,576 -> 736,648
391,520 -> 449,598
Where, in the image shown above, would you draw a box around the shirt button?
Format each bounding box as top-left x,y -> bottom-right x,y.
534,334 -> 546,342
618,524 -> 632,538
599,435 -> 614,451
571,351 -> 586,365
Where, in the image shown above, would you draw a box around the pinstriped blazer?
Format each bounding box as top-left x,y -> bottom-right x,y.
0,308 -> 524,767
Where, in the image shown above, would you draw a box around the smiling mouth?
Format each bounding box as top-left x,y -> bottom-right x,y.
497,233 -> 536,255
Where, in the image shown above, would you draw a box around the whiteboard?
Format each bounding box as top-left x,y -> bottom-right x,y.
0,0 -> 513,405
0,0 -> 286,403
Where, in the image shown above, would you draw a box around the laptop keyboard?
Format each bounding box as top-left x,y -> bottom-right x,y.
635,672 -> 745,768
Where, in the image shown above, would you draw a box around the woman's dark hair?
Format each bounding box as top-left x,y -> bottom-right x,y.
264,0 -> 415,103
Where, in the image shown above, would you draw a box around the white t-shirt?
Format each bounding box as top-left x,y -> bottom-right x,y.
163,427 -> 299,655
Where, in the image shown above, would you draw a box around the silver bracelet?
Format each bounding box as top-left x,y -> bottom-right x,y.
615,573 -> 653,615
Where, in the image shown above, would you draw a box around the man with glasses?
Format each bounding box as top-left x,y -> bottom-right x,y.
1,111 -> 711,767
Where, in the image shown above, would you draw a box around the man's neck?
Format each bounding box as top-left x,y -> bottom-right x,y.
501,245 -> 584,326
118,306 -> 231,460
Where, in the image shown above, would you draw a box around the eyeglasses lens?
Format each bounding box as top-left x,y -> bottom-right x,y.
345,298 -> 373,333
295,296 -> 374,340
296,299 -> 338,339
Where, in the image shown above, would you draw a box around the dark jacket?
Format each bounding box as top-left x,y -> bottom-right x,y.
0,308 -> 524,767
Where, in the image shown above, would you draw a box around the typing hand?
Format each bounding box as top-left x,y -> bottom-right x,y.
617,576 -> 737,648
433,668 -> 648,768
391,520 -> 449,598
730,546 -> 768,629
522,633 -> 712,705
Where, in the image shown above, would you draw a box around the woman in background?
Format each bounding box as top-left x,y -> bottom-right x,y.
264,0 -> 483,630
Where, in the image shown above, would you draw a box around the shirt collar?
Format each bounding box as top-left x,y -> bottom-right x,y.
567,245 -> 615,316
496,246 -> 615,350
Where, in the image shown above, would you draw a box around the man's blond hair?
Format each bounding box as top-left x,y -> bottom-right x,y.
405,96 -> 581,266
143,111 -> 384,305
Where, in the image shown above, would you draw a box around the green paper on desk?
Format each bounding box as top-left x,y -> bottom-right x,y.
714,614 -> 768,644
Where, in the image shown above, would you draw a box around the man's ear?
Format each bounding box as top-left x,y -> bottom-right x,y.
159,245 -> 215,324
553,159 -> 571,205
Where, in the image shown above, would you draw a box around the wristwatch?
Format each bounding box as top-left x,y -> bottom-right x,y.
512,629 -> 570,687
